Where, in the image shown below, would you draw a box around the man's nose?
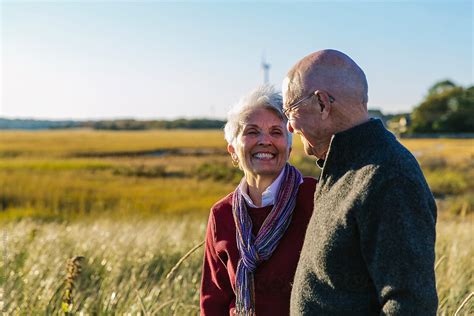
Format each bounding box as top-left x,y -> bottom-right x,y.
287,121 -> 294,133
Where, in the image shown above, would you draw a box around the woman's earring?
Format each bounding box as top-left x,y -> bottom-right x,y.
231,154 -> 239,168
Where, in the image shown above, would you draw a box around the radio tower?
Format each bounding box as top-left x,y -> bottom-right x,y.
261,55 -> 271,84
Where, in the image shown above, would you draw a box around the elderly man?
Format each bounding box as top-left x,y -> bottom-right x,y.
282,49 -> 438,315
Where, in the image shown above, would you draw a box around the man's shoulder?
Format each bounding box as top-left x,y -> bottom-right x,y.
341,138 -> 430,202
355,137 -> 434,207
359,135 -> 422,180
378,138 -> 424,181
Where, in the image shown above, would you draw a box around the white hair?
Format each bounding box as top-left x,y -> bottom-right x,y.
224,84 -> 292,148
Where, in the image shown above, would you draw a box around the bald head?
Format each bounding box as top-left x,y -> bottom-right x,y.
283,49 -> 368,109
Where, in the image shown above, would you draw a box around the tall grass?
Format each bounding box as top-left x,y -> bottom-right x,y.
1,215 -> 472,314
1,216 -> 207,314
435,215 -> 474,315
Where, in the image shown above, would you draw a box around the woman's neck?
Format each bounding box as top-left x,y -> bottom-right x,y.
245,174 -> 277,207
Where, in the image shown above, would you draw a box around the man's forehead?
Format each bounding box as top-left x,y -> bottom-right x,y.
282,77 -> 291,98
282,76 -> 305,106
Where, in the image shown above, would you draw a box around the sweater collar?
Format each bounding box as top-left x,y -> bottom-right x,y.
320,118 -> 392,172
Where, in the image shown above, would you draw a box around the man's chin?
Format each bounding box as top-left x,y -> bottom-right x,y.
301,137 -> 325,158
303,144 -> 316,157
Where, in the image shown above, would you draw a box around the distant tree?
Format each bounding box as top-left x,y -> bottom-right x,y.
410,80 -> 474,133
427,79 -> 456,96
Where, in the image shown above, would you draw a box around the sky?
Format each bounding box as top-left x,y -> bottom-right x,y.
1,0 -> 472,120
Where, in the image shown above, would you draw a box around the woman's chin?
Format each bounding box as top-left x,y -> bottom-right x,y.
248,163 -> 284,178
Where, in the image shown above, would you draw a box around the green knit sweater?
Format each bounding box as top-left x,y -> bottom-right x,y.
290,119 -> 438,315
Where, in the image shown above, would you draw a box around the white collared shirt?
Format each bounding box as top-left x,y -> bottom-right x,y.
241,167 -> 302,208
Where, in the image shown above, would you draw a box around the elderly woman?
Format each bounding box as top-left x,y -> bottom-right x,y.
200,85 -> 317,316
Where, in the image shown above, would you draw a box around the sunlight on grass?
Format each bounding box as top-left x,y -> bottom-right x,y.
0,130 -> 472,313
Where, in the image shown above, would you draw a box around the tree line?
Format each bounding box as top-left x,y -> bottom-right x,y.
1,80 -> 471,133
0,118 -> 226,130
82,118 -> 226,130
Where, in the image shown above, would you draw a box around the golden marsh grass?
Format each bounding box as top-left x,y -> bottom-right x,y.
0,129 -> 226,158
0,129 -> 473,314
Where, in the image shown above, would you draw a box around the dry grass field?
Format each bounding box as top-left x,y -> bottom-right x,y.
0,129 -> 473,314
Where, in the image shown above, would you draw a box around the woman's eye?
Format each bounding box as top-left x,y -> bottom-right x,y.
246,130 -> 258,135
272,130 -> 283,135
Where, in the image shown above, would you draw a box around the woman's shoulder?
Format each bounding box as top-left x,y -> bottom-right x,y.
210,191 -> 234,218
300,176 -> 318,191
292,176 -> 317,221
295,176 -> 317,206
208,192 -> 236,240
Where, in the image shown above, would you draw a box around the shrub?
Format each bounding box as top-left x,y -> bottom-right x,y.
112,164 -> 167,178
418,157 -> 448,171
425,170 -> 469,196
194,162 -> 242,184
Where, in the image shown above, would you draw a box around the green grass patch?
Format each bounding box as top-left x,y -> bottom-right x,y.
426,170 -> 470,196
194,161 -> 243,184
0,169 -> 234,220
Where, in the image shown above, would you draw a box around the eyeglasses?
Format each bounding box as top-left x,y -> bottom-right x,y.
283,91 -> 335,120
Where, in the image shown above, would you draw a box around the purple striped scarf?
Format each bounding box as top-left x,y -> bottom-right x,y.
232,163 -> 302,315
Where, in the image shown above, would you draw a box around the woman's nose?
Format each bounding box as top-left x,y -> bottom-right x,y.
287,121 -> 294,133
258,132 -> 272,145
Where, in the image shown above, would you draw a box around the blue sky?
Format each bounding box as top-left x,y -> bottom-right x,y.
1,1 -> 472,120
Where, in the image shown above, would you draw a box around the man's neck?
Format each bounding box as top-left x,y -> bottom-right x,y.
313,114 -> 370,160
336,112 -> 370,134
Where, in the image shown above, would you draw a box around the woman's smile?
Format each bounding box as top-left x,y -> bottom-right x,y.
252,152 -> 276,160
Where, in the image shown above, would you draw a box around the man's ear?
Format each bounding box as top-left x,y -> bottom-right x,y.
315,90 -> 332,120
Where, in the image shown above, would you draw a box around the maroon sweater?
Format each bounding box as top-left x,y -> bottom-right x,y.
200,177 -> 317,316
